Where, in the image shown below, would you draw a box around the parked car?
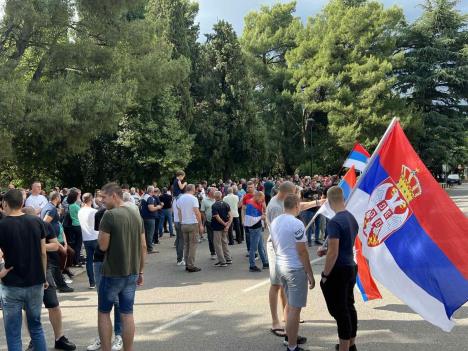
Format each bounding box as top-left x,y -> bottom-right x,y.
447,174 -> 462,185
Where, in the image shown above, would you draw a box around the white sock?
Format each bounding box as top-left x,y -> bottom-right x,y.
288,345 -> 297,351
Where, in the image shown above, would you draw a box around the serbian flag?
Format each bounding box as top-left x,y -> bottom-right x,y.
343,143 -> 370,172
317,166 -> 382,301
346,119 -> 468,331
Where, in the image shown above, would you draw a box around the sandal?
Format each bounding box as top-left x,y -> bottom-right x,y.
270,328 -> 286,337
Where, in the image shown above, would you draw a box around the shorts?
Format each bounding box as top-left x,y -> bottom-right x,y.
43,267 -> 59,309
98,275 -> 138,315
278,267 -> 308,308
267,242 -> 280,286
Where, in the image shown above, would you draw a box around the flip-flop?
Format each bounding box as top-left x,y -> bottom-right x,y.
270,328 -> 286,337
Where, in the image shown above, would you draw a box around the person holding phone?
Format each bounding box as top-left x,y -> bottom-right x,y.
270,194 -> 315,351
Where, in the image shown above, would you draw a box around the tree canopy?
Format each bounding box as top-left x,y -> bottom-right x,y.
0,0 -> 466,188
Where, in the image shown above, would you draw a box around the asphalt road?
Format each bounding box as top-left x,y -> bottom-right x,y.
1,184 -> 467,351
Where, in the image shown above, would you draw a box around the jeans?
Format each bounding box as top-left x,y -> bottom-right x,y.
206,221 -> 215,255
230,217 -> 242,243
300,210 -> 320,243
98,275 -> 138,315
94,262 -> 121,336
68,225 -> 83,265
159,208 -> 174,236
244,227 -> 250,251
174,222 -> 184,262
143,218 -> 156,252
248,227 -> 268,268
154,215 -> 161,240
1,284 -> 47,351
84,240 -> 97,286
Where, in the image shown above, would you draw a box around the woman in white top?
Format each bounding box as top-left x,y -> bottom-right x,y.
78,193 -> 98,289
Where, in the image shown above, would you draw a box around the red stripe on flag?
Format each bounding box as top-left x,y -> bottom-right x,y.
355,237 -> 382,301
343,165 -> 357,188
354,143 -> 371,158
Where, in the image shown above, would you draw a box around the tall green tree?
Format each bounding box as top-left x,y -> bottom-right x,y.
396,0 -> 467,172
287,0 -> 406,159
190,21 -> 267,180
241,2 -> 306,174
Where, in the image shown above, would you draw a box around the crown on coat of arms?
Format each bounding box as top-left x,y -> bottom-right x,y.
396,165 -> 422,203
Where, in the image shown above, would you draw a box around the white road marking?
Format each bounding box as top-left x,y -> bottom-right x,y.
242,256 -> 325,293
150,310 -> 204,333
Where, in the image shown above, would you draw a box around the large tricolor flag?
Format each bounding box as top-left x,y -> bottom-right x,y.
346,118 -> 468,331
343,143 -> 371,172
315,166 -> 382,301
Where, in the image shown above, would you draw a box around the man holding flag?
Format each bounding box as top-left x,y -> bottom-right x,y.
320,186 -> 359,351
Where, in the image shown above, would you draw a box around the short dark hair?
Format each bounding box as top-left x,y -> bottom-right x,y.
176,170 -> 185,177
67,189 -> 79,204
102,182 -> 123,199
122,183 -> 130,190
284,194 -> 300,210
3,189 -> 24,210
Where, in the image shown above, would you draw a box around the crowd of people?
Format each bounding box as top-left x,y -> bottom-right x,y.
0,170 -> 359,351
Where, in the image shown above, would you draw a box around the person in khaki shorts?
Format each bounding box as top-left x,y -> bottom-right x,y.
211,191 -> 233,267
176,184 -> 204,272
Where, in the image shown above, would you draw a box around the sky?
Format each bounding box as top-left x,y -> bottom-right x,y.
0,0 -> 466,38
195,0 -> 467,39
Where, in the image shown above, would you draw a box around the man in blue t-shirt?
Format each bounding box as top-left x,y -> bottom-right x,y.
320,186 -> 359,351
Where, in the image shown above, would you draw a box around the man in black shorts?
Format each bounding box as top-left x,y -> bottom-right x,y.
319,186 -> 359,351
23,207 -> 76,351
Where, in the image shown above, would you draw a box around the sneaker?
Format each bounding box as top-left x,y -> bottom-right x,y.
249,266 -> 262,272
111,335 -> 123,351
64,278 -> 73,284
55,335 -> 76,350
210,254 -> 217,260
226,260 -> 233,265
213,262 -> 228,267
58,286 -> 74,293
285,347 -> 306,351
263,263 -> 269,269
283,335 -> 307,346
177,260 -> 186,266
87,337 -> 101,351
187,267 -> 202,272
89,284 -> 96,289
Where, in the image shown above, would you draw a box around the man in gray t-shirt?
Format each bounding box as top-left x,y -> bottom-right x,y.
266,181 -> 326,337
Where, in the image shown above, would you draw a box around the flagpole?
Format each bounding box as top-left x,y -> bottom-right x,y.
344,117 -> 399,206
303,117 -> 399,233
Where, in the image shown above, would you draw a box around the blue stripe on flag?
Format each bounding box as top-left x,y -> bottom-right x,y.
356,275 -> 369,302
339,181 -> 352,201
358,156 -> 389,195
385,216 -> 468,318
349,150 -> 369,164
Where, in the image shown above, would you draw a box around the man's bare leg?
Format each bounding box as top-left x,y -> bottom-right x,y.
269,285 -> 282,330
120,313 -> 135,351
48,307 -> 63,340
339,339 -> 350,351
286,305 -> 301,349
98,311 -> 113,351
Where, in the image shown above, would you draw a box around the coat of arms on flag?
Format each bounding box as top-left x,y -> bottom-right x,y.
363,165 -> 422,247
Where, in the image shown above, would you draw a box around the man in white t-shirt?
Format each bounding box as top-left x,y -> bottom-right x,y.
25,182 -> 48,215
270,194 -> 315,351
78,193 -> 98,289
177,184 -> 204,272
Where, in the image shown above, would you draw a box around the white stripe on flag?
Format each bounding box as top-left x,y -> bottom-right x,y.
347,188 -> 455,331
343,159 -> 367,172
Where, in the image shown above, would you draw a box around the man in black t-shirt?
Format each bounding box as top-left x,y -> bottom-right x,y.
22,207 -> 76,351
319,186 -> 359,351
211,191 -> 232,267
159,187 -> 174,237
0,189 -> 48,350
